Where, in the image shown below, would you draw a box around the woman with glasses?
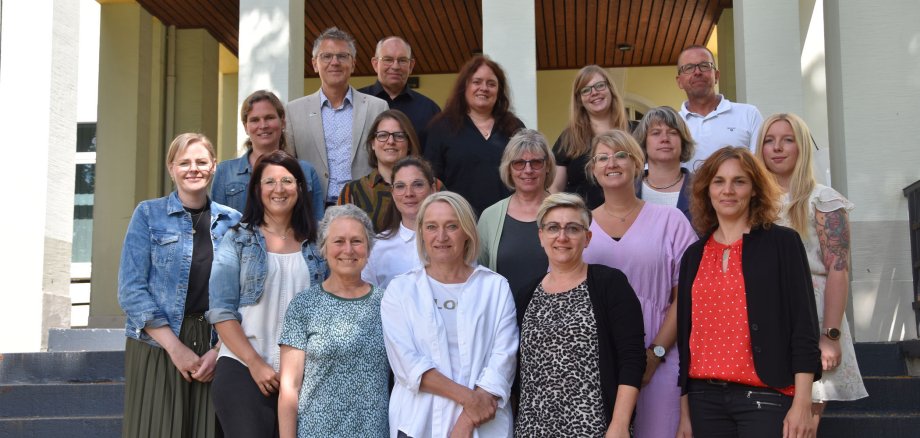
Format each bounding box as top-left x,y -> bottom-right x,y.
550,65 -> 630,209
632,106 -> 697,221
212,90 -> 325,222
119,133 -> 241,438
582,130 -> 697,438
381,192 -> 518,437
362,157 -> 439,289
515,193 -> 645,437
338,109 -> 427,232
425,56 -> 525,216
477,129 -> 555,298
208,150 -> 328,438
757,114 -> 867,430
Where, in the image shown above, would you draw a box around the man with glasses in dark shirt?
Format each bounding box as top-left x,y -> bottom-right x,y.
675,45 -> 763,169
359,36 -> 441,148
287,27 -> 388,206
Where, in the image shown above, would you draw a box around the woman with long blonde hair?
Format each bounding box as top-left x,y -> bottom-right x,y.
757,113 -> 867,429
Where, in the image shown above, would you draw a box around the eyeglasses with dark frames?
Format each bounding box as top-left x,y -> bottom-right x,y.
677,61 -> 715,75
579,81 -> 609,96
374,131 -> 408,143
510,158 -> 546,171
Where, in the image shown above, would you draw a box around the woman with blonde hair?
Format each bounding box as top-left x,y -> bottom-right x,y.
381,192 -> 518,437
757,113 -> 867,429
550,65 -> 629,208
118,133 -> 241,437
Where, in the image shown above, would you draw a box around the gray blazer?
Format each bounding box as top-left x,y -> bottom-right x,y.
285,87 -> 388,196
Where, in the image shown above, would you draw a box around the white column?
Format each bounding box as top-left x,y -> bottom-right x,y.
0,0 -> 79,352
237,0 -> 304,154
824,0 -> 920,341
483,0 -> 538,129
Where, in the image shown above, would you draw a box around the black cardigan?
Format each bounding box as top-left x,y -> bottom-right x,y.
676,225 -> 821,395
515,264 -> 646,423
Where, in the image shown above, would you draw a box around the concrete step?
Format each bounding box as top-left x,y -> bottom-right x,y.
0,416 -> 121,438
822,375 -> 920,415
0,351 -> 123,384
818,413 -> 920,438
0,382 -> 123,418
47,328 -> 124,352
854,342 -> 907,376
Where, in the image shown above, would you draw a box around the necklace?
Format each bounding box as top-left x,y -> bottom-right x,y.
603,200 -> 642,222
645,173 -> 683,190
189,210 -> 208,234
263,226 -> 291,240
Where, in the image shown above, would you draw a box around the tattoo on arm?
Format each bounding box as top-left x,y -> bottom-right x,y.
816,208 -> 850,271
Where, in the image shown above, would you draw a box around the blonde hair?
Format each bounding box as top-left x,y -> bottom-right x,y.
584,129 -> 646,185
499,129 -> 557,190
415,192 -> 480,266
166,133 -> 216,169
556,65 -> 629,159
756,113 -> 816,237
536,192 -> 592,229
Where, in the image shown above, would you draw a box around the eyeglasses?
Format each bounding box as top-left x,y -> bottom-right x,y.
579,81 -> 609,96
392,180 -> 430,195
374,131 -> 408,143
173,159 -> 213,172
592,150 -> 631,164
261,176 -> 297,189
677,61 -> 715,75
316,52 -> 352,64
541,222 -> 587,237
510,158 -> 546,171
376,56 -> 411,67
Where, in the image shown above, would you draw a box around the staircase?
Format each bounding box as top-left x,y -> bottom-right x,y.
0,330 -> 124,438
819,341 -> 920,438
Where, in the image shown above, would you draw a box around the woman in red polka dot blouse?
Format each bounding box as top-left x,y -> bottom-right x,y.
674,147 -> 821,438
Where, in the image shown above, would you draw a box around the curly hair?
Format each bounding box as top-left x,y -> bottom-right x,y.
431,55 -> 520,138
689,146 -> 780,235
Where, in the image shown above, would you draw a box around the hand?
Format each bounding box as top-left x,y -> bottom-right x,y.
819,337 -> 842,371
166,343 -> 202,383
675,413 -> 693,438
460,387 -> 498,426
783,399 -> 816,438
192,348 -> 219,382
249,360 -> 281,396
449,412 -> 475,438
642,352 -> 661,386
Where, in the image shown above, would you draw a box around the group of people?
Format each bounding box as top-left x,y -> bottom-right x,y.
117,25 -> 866,438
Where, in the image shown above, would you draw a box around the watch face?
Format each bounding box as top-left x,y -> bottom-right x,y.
826,328 -> 841,340
653,345 -> 666,357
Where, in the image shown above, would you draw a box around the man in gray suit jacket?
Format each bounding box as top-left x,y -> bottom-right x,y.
286,27 -> 388,206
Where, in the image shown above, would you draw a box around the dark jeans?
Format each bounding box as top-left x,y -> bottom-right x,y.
687,379 -> 792,438
211,357 -> 280,438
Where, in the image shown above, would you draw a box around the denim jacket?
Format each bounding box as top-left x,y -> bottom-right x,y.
207,224 -> 328,324
211,149 -> 326,222
117,192 -> 242,347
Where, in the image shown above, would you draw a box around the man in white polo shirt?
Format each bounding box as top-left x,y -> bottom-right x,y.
676,45 -> 763,170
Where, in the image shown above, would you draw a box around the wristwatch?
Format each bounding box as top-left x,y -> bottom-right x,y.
823,327 -> 841,341
648,344 -> 667,362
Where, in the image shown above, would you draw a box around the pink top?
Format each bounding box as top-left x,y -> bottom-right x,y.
583,202 -> 697,355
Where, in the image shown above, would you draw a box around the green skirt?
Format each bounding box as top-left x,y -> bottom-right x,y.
122,315 -> 220,438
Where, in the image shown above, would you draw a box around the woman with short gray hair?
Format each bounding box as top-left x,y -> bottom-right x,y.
477,128 -> 555,298
278,205 -> 389,438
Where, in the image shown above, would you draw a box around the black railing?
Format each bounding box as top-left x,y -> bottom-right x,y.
904,179 -> 920,337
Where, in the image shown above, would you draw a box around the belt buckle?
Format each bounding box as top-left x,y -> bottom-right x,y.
706,379 -> 729,387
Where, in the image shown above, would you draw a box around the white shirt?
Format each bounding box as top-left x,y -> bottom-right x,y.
362,223 -> 422,289
219,252 -> 310,371
640,181 -> 681,208
381,265 -> 518,438
429,278 -> 465,384
680,95 -> 763,170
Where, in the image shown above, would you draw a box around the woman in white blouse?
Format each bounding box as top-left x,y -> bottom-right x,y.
381,191 -> 519,438
362,157 -> 438,289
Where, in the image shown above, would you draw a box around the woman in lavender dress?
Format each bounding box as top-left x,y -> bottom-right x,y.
581,130 -> 697,438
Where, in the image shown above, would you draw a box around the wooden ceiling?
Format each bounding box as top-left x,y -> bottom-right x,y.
138,0 -> 729,77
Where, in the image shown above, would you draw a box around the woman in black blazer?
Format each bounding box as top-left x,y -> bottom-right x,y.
675,147 -> 821,438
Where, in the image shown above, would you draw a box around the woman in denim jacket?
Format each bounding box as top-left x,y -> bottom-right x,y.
208,150 -> 328,437
211,90 -> 325,222
118,133 -> 241,437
